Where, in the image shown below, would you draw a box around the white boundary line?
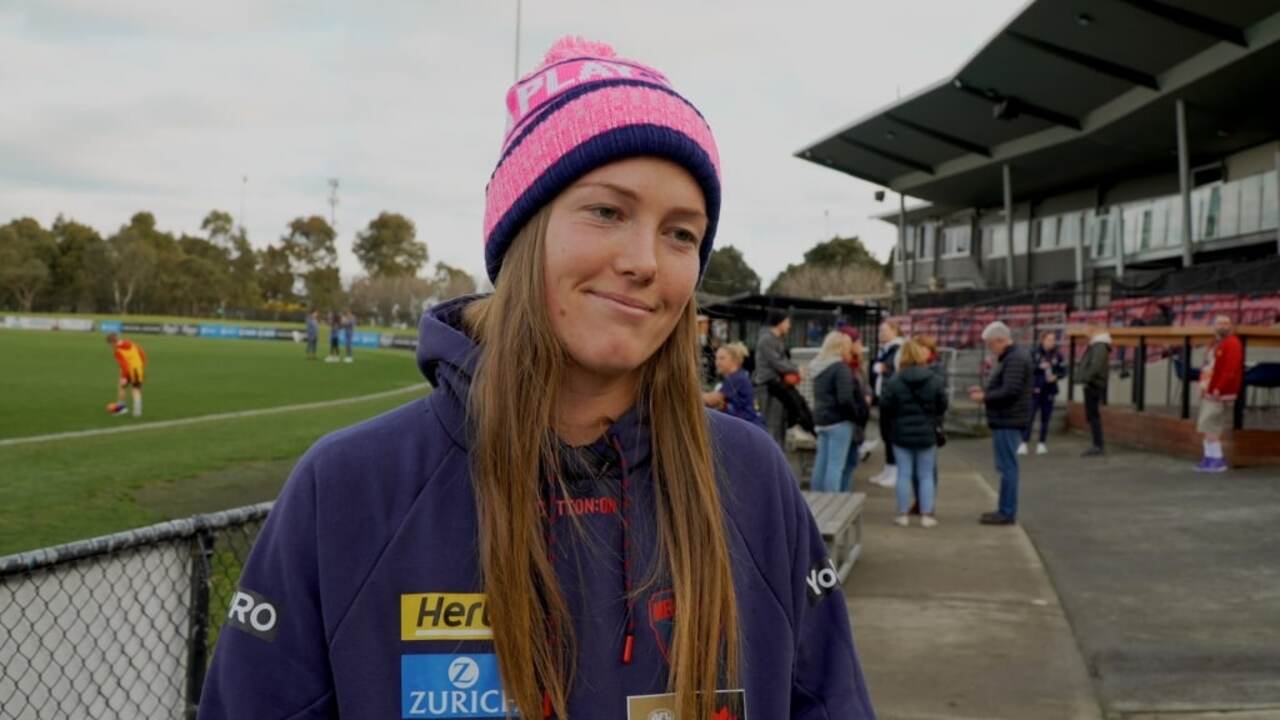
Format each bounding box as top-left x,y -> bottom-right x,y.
0,383 -> 430,448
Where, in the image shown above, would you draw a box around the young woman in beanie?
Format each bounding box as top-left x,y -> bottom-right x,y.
199,37 -> 874,720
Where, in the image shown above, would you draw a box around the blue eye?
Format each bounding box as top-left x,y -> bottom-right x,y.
672,228 -> 700,246
588,206 -> 621,222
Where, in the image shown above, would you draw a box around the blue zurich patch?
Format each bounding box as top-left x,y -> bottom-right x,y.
401,653 -> 516,718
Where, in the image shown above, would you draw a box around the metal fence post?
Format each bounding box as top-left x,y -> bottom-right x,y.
185,527 -> 216,720
1136,335 -> 1146,412
1181,336 -> 1192,419
1234,336 -> 1248,431
1068,334 -> 1077,403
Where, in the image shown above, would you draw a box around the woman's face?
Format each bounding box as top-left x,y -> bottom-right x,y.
544,157 -> 707,379
715,347 -> 739,376
879,322 -> 897,343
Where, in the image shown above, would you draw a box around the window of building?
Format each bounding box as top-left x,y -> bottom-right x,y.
1139,209 -> 1153,251
1036,216 -> 1058,251
941,224 -> 971,258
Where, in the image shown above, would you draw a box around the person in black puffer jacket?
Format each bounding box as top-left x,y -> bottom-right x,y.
968,321 -> 1034,525
880,340 -> 948,528
808,332 -> 869,493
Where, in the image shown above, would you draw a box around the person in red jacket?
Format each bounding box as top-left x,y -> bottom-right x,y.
1195,315 -> 1243,472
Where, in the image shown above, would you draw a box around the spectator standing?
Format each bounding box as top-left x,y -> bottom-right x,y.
703,342 -> 765,428
880,341 -> 948,528
697,314 -> 717,388
1074,326 -> 1112,457
1195,315 -> 1244,472
326,312 -> 342,363
304,310 -> 319,360
968,322 -> 1033,526
808,332 -> 869,493
1021,331 -> 1066,456
341,309 -> 356,363
868,320 -> 906,488
752,311 -> 813,446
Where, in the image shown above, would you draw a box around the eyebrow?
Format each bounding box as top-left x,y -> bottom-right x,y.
574,182 -> 708,223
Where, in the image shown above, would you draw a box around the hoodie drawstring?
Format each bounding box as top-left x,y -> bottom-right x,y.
539,434 -> 636,718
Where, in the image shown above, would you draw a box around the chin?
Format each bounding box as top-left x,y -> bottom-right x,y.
570,338 -> 655,377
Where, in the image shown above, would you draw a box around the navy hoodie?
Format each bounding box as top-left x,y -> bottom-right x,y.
199,296 -> 875,719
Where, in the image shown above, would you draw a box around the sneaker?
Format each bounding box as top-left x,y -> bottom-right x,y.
979,512 -> 1016,526
111,404 -> 129,416
893,515 -> 910,528
1016,442 -> 1028,456
1205,457 -> 1229,473
1193,457 -> 1214,472
1081,446 -> 1105,457
343,356 -> 354,364
1036,443 -> 1048,455
871,469 -> 897,488
921,515 -> 938,529
858,440 -> 878,462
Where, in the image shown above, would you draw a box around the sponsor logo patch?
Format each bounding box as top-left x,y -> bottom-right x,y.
225,587 -> 279,642
805,557 -> 840,605
626,689 -> 746,720
401,653 -> 516,718
648,589 -> 675,662
401,593 -> 492,641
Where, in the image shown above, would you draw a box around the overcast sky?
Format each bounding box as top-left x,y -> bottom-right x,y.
1,0 -> 1025,287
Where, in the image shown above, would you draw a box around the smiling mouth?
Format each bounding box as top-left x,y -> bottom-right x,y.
589,291 -> 655,314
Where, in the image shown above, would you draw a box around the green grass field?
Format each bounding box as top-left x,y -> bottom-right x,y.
1,328 -> 428,555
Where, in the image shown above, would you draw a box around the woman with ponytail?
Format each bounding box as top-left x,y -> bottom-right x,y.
200,36 -> 874,720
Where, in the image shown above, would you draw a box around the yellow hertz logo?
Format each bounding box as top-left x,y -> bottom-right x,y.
401,593 -> 492,641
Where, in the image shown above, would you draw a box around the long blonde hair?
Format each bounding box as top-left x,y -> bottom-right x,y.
464,208 -> 739,719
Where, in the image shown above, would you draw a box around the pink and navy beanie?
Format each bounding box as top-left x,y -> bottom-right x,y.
483,36 -> 721,282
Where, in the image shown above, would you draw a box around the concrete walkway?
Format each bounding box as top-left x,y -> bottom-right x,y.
844,440 -> 1103,719
944,432 -> 1280,719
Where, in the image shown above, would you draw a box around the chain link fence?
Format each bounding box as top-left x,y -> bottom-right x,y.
0,503 -> 271,720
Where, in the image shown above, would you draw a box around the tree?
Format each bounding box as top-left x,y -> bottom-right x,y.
227,229 -> 261,312
0,218 -> 57,311
701,245 -> 760,296
258,245 -> 295,304
802,235 -> 879,269
349,274 -> 434,326
99,213 -> 165,315
50,216 -> 107,312
353,212 -> 427,277
430,262 -> 477,303
302,267 -> 344,311
281,216 -> 337,273
767,264 -> 888,299
766,234 -> 887,299
201,210 -> 236,251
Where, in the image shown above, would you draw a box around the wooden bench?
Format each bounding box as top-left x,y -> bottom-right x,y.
801,491 -> 866,582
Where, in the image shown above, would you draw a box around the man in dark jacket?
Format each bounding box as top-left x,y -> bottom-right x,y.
968,322 -> 1033,525
1021,332 -> 1067,456
752,311 -> 813,446
1073,327 -> 1112,457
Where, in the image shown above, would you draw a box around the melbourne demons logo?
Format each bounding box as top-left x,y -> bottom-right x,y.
648,589 -> 675,662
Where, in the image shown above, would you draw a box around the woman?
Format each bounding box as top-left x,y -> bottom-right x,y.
1021,331 -> 1066,456
869,320 -> 906,488
880,341 -> 948,528
199,37 -> 874,720
703,342 -> 766,428
808,332 -> 868,493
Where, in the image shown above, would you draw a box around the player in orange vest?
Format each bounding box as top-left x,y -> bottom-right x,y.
107,332 -> 147,417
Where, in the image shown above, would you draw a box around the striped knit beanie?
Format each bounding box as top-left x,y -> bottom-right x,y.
483,36 -> 721,282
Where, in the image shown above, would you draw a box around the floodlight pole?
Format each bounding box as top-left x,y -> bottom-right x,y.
514,0 -> 522,82
1177,98 -> 1194,268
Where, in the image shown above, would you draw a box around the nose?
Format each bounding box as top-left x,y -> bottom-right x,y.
612,222 -> 658,284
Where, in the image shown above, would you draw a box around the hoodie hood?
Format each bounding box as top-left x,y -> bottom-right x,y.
898,365 -> 935,386
414,294 -> 653,471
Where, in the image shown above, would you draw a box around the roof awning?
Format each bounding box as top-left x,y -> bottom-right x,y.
798,1 -> 1280,209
